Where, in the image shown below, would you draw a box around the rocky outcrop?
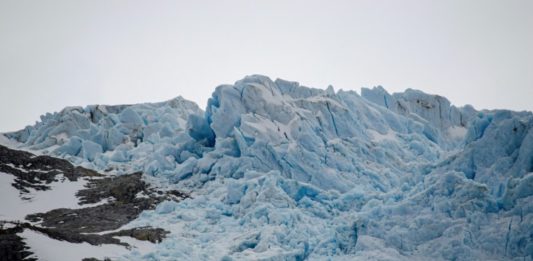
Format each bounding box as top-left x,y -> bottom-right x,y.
0,145 -> 100,193
0,223 -> 35,261
0,145 -> 188,260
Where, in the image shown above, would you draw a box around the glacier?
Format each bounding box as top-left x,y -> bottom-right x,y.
3,75 -> 533,260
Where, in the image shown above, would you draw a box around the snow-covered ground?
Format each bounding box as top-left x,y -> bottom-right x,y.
2,75 -> 532,260
0,172 -> 89,221
0,170 -> 160,260
21,229 -> 130,261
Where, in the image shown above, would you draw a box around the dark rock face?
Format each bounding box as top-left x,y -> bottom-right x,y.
0,223 -> 36,261
0,145 -> 101,193
4,223 -> 168,249
27,172 -> 160,234
26,172 -> 187,235
0,145 -> 188,260
107,227 -> 169,244
76,172 -> 147,204
26,199 -> 157,234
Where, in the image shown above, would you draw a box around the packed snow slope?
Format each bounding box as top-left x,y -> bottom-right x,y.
4,75 -> 533,260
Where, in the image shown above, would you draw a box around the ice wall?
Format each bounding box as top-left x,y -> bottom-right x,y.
4,75 -> 532,260
6,96 -> 205,175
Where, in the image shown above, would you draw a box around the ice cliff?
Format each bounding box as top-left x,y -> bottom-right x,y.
7,96 -> 203,175
4,75 -> 533,260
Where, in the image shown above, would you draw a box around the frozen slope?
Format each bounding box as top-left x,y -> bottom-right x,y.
4,75 -> 533,260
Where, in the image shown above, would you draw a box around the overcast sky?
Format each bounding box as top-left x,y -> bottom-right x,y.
1,0 -> 532,132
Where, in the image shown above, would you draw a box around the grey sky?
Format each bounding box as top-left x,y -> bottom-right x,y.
1,0 -> 532,132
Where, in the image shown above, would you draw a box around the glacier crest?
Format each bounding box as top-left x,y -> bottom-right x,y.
4,75 -> 533,260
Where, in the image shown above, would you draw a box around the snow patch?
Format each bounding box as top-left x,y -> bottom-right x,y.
0,172 -> 92,221
447,126 -> 467,139
368,129 -> 398,143
21,229 -> 129,261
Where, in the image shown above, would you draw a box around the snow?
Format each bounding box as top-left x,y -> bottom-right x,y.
0,172 -> 91,221
0,133 -> 21,148
447,126 -> 468,139
1,222 -> 17,229
3,75 -> 533,260
21,229 -> 130,261
114,236 -> 156,257
0,170 -> 155,261
367,129 -> 398,143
